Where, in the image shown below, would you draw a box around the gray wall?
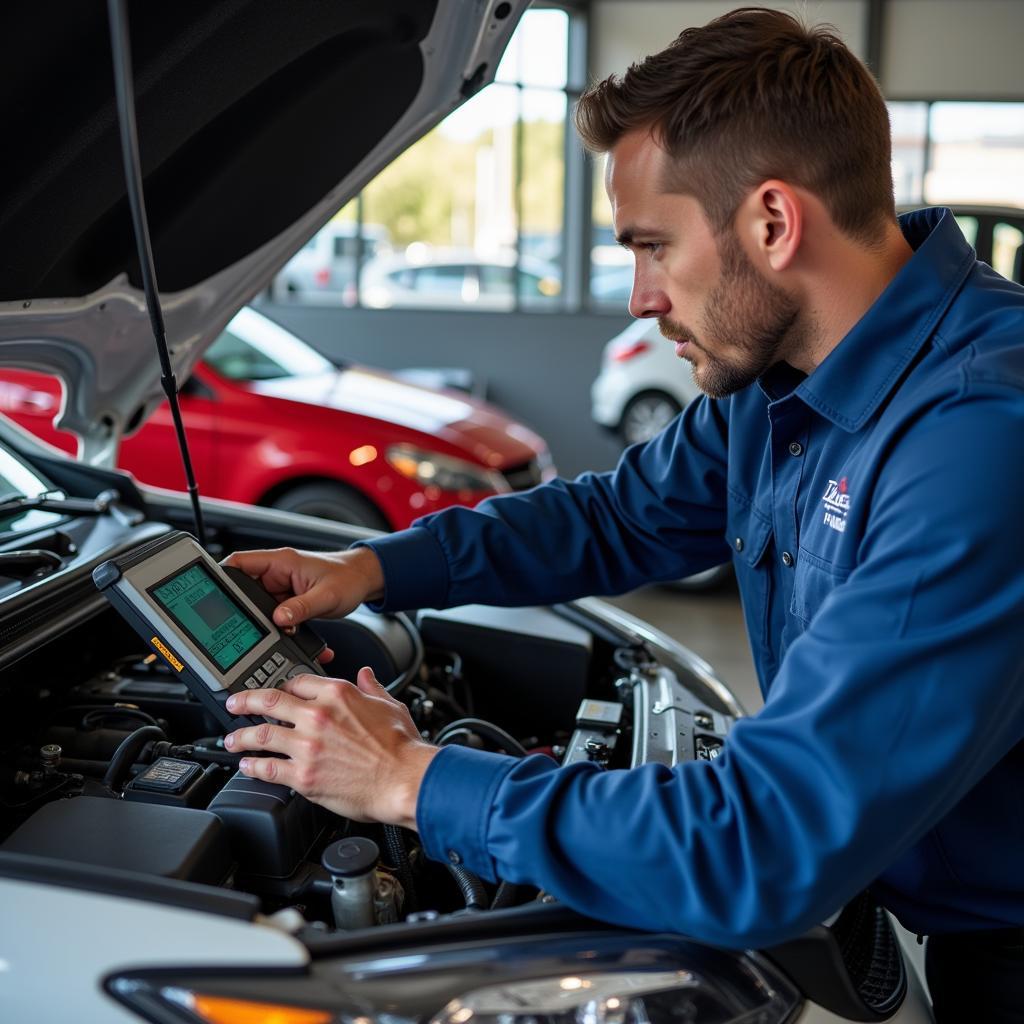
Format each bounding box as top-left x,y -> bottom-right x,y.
592,0 -> 1024,99
593,1 -> 868,74
260,302 -> 632,478
881,0 -> 1024,98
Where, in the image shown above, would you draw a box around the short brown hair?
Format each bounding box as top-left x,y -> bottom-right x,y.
575,7 -> 895,244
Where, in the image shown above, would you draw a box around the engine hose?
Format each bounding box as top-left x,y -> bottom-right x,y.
51,757 -> 114,777
383,825 -> 418,914
171,744 -> 242,767
491,879 -> 521,909
446,863 -> 488,911
102,725 -> 166,791
385,612 -> 426,697
81,706 -> 160,730
434,718 -> 529,757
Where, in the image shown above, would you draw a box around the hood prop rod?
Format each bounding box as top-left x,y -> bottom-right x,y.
106,0 -> 207,549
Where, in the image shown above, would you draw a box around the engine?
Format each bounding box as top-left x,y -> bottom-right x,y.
0,538 -> 735,933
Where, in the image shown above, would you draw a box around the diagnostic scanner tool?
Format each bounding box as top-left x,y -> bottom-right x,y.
94,531 -> 326,730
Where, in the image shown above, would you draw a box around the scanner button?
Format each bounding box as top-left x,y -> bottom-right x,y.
287,664 -> 315,679
243,677 -> 260,689
254,668 -> 267,683
272,652 -> 286,666
262,659 -> 277,675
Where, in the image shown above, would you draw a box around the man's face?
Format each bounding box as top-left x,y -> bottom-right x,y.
606,130 -> 799,398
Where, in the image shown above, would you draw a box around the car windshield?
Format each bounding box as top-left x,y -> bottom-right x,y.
204,307 -> 334,381
0,442 -> 63,534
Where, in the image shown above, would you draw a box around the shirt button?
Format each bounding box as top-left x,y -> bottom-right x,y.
733,537 -> 744,552
447,849 -> 462,865
788,442 -> 803,457
781,551 -> 795,567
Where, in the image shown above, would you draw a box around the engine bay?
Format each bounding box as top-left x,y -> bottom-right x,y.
0,505 -> 735,934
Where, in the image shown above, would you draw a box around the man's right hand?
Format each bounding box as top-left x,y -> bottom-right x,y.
222,546 -> 385,629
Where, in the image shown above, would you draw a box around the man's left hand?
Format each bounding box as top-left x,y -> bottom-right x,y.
223,668 -> 438,828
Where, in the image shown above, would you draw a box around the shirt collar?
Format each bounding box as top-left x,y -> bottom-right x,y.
783,207 -> 976,432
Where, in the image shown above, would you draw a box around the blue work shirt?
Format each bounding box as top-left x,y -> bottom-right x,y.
362,208 -> 1024,948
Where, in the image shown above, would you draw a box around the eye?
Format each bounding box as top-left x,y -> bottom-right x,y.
640,242 -> 663,256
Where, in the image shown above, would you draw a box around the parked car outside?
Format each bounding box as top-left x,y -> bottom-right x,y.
360,248 -> 562,311
269,221 -> 392,305
0,307 -> 555,531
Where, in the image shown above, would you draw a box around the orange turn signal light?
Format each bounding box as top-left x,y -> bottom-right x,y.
189,993 -> 334,1024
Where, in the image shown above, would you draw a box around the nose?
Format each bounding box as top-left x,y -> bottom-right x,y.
627,264 -> 670,320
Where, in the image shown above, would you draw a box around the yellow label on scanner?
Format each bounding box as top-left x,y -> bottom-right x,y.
151,635 -> 184,672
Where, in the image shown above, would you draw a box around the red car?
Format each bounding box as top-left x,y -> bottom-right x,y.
0,306 -> 554,530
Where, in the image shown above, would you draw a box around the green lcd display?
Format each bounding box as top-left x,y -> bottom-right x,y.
150,562 -> 264,671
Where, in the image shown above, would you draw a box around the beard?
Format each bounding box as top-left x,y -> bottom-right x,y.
659,230 -> 801,399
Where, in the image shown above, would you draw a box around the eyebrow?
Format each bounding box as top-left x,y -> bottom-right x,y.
615,227 -> 664,247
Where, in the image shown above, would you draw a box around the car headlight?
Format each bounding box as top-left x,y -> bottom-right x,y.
430,966 -> 798,1024
386,444 -> 511,494
108,930 -> 801,1024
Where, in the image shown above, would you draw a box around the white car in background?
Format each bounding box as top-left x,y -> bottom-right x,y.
592,317 -> 700,445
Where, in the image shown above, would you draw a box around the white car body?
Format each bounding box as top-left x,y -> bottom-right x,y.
592,318 -> 702,444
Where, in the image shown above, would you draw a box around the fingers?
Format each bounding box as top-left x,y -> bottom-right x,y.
224,719 -> 304,759
317,646 -> 335,666
222,549 -> 279,579
356,666 -> 387,695
221,549 -> 299,602
280,673 -> 338,700
223,547 -> 376,628
280,668 -> 385,702
221,548 -> 343,627
273,584 -> 342,628
225,685 -> 304,722
237,754 -> 296,787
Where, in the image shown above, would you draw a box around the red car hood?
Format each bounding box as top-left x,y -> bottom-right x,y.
245,367 -> 547,469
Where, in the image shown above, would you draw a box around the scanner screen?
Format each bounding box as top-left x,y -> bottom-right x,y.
151,563 -> 264,672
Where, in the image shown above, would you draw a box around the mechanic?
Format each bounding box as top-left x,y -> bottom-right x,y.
223,9 -> 1024,1020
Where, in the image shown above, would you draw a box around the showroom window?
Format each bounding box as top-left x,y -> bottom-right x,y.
271,5 -> 584,314
925,102 -> 1024,207
891,100 -> 1024,208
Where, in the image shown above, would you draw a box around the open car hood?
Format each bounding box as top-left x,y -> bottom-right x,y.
0,0 -> 525,464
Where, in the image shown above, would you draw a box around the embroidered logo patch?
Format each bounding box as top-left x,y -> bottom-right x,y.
822,477 -> 851,533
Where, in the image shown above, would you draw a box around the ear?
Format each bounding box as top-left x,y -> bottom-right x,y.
737,180 -> 802,272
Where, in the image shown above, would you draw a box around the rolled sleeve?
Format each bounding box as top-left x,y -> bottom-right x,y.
415,744 -> 519,880
353,526 -> 450,612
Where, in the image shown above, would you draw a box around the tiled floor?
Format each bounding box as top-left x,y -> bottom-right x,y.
604,576 -> 763,714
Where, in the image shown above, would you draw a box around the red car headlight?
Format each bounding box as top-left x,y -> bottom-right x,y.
385,445 -> 511,494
